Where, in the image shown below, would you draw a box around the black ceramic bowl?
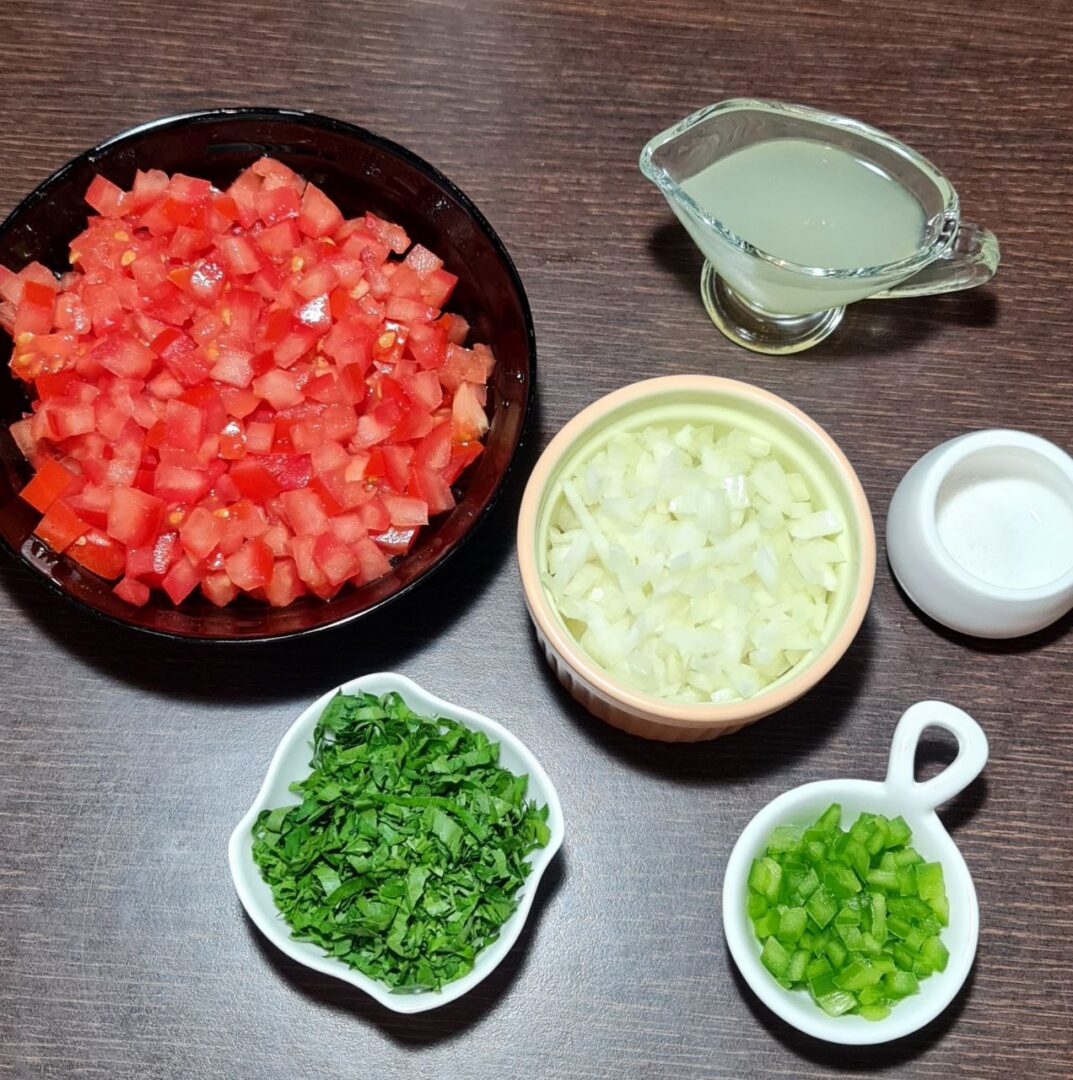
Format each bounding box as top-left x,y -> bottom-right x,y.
0,108 -> 535,641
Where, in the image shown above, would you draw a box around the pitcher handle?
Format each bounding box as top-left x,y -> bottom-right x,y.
871,223 -> 1000,299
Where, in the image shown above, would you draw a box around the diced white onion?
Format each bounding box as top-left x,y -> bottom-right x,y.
544,423 -> 845,704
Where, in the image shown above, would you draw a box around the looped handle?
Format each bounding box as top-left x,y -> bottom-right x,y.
885,701 -> 989,813
871,223 -> 1000,299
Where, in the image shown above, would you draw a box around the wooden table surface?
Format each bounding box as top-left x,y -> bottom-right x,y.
2,1 -> 1072,1077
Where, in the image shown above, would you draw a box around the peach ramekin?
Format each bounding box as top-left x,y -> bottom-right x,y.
517,376 -> 876,742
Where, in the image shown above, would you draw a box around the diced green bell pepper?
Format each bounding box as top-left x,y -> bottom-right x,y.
815,989 -> 857,1016
761,936 -> 791,980
777,907 -> 808,944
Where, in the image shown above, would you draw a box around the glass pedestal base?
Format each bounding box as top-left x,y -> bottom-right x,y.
700,262 -> 844,355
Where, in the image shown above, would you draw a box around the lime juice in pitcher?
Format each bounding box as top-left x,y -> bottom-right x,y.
641,100 -> 1000,355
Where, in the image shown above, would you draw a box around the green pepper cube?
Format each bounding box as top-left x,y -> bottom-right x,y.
857,984 -> 886,1007
896,864 -> 918,897
838,923 -> 866,953
849,816 -> 873,845
879,851 -> 897,872
834,902 -> 860,927
768,824 -> 804,853
787,948 -> 809,984
860,931 -> 883,957
887,816 -> 911,847
893,848 -> 923,868
816,804 -> 843,833
746,893 -> 769,920
919,935 -> 949,970
806,839 -> 827,863
916,861 -> 945,901
844,839 -> 870,881
825,937 -> 848,969
806,886 -> 838,929
928,892 -> 950,927
887,915 -> 912,940
858,1003 -> 891,1021
806,956 -> 831,980
816,989 -> 857,1017
776,906 -> 808,944
892,944 -> 916,971
904,927 -> 926,953
884,970 -> 920,999
749,856 -> 784,903
823,863 -> 862,900
753,910 -> 780,938
917,914 -> 942,938
835,959 -> 883,991
872,953 -> 896,975
870,892 -> 887,942
889,896 -> 931,921
795,867 -> 820,902
866,817 -> 891,855
809,968 -> 838,998
865,868 -> 899,892
761,936 -> 792,980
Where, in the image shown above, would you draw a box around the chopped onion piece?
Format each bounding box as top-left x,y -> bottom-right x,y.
543,423 -> 845,704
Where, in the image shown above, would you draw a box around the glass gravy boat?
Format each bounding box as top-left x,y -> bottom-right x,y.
640,99 -> 1000,354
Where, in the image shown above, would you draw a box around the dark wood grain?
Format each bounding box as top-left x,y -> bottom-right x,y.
2,1 -> 1072,1077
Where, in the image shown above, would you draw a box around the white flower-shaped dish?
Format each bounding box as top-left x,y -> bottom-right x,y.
228,672 -> 565,1014
723,701 -> 988,1044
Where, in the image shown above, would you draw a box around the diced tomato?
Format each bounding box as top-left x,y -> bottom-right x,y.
217,234 -> 262,276
68,526 -> 126,579
231,461 -> 282,502
352,535 -> 394,584
210,346 -> 255,389
224,537 -> 273,590
381,492 -> 429,528
90,333 -> 155,379
163,398 -> 206,451
106,487 -> 164,547
154,463 -> 211,503
264,557 -> 305,606
34,500 -> 89,552
452,380 -> 490,442
113,575 -> 151,606
280,488 -> 329,535
297,183 -> 344,239
445,440 -> 484,484
305,531 -> 354,586
178,505 -> 222,560
409,465 -> 455,515
18,458 -> 77,512
162,555 -> 200,604
404,243 -> 443,275
255,185 -> 301,227
5,158 -> 494,608
201,569 -> 238,607
421,268 -> 458,308
254,453 -> 310,492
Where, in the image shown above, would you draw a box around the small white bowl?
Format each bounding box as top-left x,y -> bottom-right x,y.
723,701 -> 987,1045
228,672 -> 564,1014
887,429 -> 1073,638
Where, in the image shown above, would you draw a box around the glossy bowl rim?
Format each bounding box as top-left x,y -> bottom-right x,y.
0,106 -> 537,643
227,670 -> 565,1013
516,375 -> 876,730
